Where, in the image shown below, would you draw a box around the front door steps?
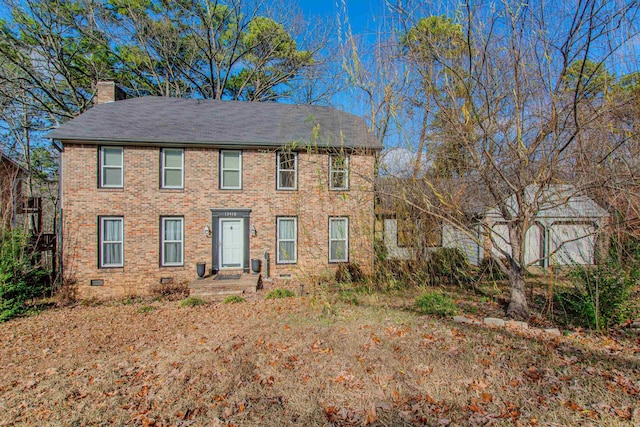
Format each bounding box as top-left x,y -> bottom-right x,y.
189,270 -> 262,298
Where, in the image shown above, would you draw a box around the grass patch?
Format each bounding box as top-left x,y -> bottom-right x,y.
415,291 -> 457,316
223,295 -> 245,304
137,305 -> 156,314
179,296 -> 207,307
265,288 -> 295,299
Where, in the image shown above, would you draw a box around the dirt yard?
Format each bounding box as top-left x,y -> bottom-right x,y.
0,290 -> 639,426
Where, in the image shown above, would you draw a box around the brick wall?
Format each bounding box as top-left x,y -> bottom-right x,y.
62,144 -> 376,298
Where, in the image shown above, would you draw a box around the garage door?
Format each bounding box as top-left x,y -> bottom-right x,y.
550,223 -> 596,265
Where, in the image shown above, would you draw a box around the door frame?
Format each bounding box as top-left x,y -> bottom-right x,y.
210,209 -> 251,273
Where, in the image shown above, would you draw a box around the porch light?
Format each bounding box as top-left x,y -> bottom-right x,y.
204,224 -> 211,237
251,224 -> 257,237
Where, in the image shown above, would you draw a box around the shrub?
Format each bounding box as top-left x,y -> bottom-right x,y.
0,228 -> 49,322
223,295 -> 245,304
425,247 -> 473,286
179,296 -> 207,307
265,288 -> 295,299
335,262 -> 365,284
415,291 -> 457,316
554,265 -> 634,330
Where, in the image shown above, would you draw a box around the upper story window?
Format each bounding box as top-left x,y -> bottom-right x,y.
99,216 -> 124,267
100,146 -> 123,188
220,150 -> 242,190
161,148 -> 184,189
277,151 -> 297,190
329,154 -> 349,190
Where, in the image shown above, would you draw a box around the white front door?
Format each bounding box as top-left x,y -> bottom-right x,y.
220,219 -> 244,268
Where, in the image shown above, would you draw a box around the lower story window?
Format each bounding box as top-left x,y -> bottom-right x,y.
329,217 -> 348,262
100,216 -> 123,267
277,217 -> 297,263
162,217 -> 184,266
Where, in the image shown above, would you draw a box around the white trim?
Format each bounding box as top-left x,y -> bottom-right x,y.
161,148 -> 184,189
277,217 -> 297,263
329,217 -> 349,262
161,217 -> 184,266
220,150 -> 242,190
329,155 -> 349,190
276,151 -> 297,190
100,146 -> 123,188
100,216 -> 124,267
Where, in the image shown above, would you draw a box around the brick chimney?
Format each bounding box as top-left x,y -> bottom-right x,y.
95,81 -> 126,104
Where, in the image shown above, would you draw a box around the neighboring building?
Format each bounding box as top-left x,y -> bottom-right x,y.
482,185 -> 609,267
48,83 -> 382,298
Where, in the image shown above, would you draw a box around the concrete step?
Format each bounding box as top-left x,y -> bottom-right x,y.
189,273 -> 261,298
190,288 -> 246,298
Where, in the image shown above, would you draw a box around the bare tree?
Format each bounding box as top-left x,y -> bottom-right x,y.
379,0 -> 640,319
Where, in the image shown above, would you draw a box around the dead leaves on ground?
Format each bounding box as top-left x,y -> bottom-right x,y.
0,297 -> 639,426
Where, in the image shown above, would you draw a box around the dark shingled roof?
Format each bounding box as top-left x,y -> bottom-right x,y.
47,97 -> 382,150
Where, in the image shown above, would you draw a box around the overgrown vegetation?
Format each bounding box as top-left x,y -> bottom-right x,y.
0,228 -> 49,322
554,237 -> 639,330
265,288 -> 295,299
334,262 -> 365,284
415,291 -> 457,316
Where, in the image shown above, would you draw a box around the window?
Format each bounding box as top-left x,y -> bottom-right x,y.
161,217 -> 184,266
329,155 -> 349,190
100,217 -> 123,267
100,147 -> 123,188
161,148 -> 184,189
329,217 -> 348,262
220,150 -> 242,189
277,151 -> 297,190
277,217 -> 297,263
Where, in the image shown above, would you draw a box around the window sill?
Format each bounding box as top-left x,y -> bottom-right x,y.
159,188 -> 185,192
98,266 -> 124,270
98,187 -> 124,191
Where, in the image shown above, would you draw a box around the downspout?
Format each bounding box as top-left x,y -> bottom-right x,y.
51,140 -> 63,285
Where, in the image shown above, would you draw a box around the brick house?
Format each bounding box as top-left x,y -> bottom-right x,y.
48,83 -> 382,298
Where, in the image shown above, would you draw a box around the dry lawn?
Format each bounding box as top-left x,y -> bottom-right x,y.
0,288 -> 639,426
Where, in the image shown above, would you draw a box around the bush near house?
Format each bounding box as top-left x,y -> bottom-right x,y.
0,228 -> 49,322
415,291 -> 458,316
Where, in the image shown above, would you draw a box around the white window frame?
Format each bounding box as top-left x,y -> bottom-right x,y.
329,217 -> 349,263
161,217 -> 184,267
161,148 -> 184,189
277,217 -> 297,264
277,151 -> 298,190
100,146 -> 123,188
100,216 -> 124,268
220,150 -> 242,190
329,154 -> 349,190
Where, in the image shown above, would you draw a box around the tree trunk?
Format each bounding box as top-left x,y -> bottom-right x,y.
507,264 -> 528,320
